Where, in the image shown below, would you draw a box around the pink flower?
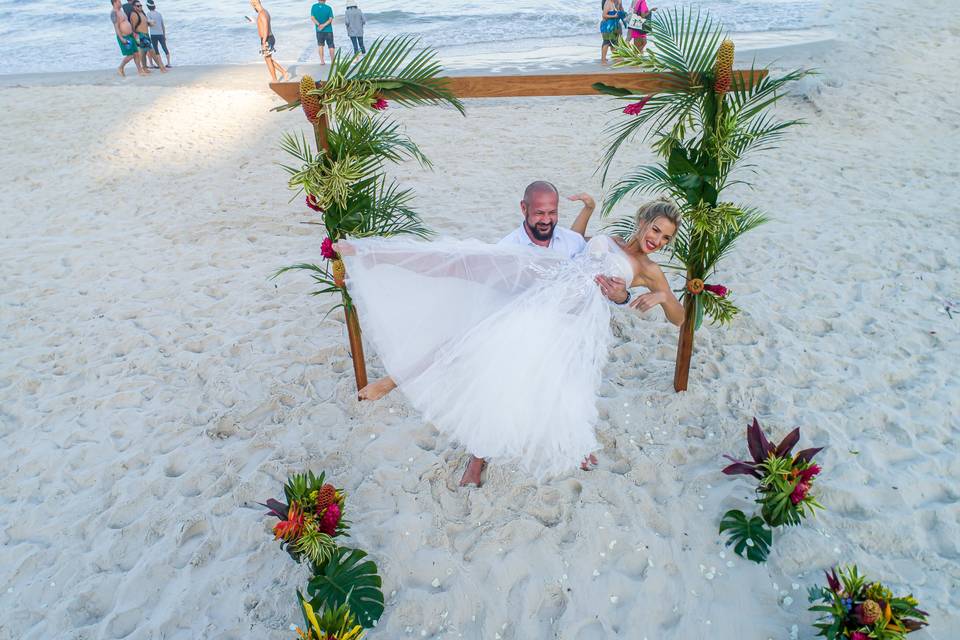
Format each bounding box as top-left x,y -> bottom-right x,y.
703,283 -> 728,298
623,97 -> 650,115
850,633 -> 869,640
790,480 -> 810,505
319,502 -> 341,536
798,464 -> 821,483
321,237 -> 337,260
371,98 -> 389,111
306,194 -> 323,212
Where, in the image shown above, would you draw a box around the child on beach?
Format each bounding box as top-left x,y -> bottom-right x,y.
345,4 -> 367,57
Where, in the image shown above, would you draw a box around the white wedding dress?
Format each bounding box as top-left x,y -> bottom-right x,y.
341,234 -> 635,478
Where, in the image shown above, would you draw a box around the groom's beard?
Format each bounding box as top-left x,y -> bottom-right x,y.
525,220 -> 556,242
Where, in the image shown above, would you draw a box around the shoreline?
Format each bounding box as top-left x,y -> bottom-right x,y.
0,28 -> 833,90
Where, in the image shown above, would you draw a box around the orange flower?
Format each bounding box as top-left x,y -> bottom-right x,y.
687,278 -> 705,294
273,502 -> 305,541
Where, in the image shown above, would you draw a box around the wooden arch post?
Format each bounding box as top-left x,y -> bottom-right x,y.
270,69 -> 766,394
311,111 -> 368,393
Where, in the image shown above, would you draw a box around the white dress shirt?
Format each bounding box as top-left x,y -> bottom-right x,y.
497,224 -> 587,259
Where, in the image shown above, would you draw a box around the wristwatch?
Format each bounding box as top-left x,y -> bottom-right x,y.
617,290 -> 631,305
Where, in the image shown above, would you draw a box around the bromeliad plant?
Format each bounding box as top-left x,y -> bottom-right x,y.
594,8 -> 813,390
263,470 -> 386,630
719,418 -> 824,562
292,596 -> 365,640
274,35 -> 465,314
808,565 -> 929,639
262,471 -> 349,569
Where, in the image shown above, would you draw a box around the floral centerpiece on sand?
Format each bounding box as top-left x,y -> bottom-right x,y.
719,418 -> 824,562
808,565 -> 929,639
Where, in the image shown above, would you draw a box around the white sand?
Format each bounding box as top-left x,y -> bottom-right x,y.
1,0 -> 958,638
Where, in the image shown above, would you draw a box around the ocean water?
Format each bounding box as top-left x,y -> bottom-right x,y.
0,0 -> 826,75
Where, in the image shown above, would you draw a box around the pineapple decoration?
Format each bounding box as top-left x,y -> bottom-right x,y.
300,75 -> 323,124
712,39 -> 735,96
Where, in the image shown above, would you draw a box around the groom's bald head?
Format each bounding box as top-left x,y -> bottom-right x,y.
521,181 -> 560,242
522,180 -> 559,205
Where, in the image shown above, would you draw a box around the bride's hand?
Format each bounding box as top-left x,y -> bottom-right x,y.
567,193 -> 596,210
332,241 -> 355,256
629,291 -> 665,312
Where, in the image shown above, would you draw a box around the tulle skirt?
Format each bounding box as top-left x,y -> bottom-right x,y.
341,236 -> 616,479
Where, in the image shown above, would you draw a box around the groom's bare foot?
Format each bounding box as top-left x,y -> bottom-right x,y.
358,376 -> 397,401
459,456 -> 486,487
580,453 -> 599,471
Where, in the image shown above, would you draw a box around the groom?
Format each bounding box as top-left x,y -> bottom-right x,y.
351,181 -> 629,486
458,180 -> 630,486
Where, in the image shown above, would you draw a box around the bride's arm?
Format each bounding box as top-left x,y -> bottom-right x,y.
567,193 -> 597,239
629,263 -> 685,326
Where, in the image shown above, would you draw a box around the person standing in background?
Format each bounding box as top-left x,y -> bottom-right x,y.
311,0 -> 336,64
111,0 -> 143,76
131,1 -> 167,72
600,0 -> 626,65
345,4 -> 366,57
146,1 -> 171,68
250,0 -> 289,81
627,0 -> 655,53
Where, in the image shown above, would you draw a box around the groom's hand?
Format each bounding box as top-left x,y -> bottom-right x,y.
567,193 -> 596,210
595,275 -> 629,304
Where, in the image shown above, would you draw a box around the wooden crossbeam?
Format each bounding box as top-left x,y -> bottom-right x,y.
269,69 -> 767,102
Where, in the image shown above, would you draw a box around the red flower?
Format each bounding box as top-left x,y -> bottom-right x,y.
623,97 -> 650,115
321,237 -> 337,260
372,98 -> 389,111
318,502 -> 341,536
850,633 -> 869,640
790,480 -> 810,505
306,194 -> 323,212
798,464 -> 821,483
703,283 -> 728,298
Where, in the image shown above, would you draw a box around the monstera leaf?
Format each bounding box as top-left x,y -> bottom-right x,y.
307,547 -> 384,629
719,509 -> 772,563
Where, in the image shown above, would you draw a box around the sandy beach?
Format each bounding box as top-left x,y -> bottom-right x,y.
1,0 -> 958,638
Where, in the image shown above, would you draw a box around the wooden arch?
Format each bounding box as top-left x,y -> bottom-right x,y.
270,69 -> 767,393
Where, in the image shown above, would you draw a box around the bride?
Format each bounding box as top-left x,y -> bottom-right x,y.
334,197 -> 684,484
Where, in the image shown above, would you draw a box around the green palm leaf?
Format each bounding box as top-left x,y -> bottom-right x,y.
719,509 -> 772,563
601,164 -> 684,216
641,8 -> 725,75
329,115 -> 430,168
335,36 -> 465,114
307,547 -> 385,629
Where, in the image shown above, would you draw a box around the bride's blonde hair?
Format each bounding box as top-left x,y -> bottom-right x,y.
629,196 -> 682,248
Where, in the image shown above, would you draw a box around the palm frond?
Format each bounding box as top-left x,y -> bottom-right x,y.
728,64 -> 815,123
601,164 -> 684,216
329,115 -> 430,168
598,91 -> 702,182
349,178 -> 433,240
642,8 -> 726,75
339,36 -> 465,114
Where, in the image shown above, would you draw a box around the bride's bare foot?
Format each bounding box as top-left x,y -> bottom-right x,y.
459,456 -> 486,487
580,453 -> 599,471
358,376 -> 397,401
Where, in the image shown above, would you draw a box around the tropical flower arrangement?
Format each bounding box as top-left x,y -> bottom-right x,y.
262,470 -> 349,568
719,418 -> 824,562
261,470 -> 385,631
593,8 -> 813,390
808,565 -> 929,639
